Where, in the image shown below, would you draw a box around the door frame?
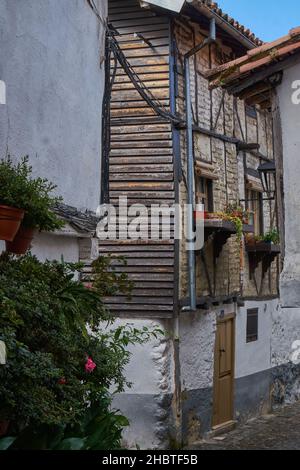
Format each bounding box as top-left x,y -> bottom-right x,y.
212,313 -> 236,429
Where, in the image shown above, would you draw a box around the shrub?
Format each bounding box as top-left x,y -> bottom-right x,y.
0,253 -> 161,446
1,396 -> 129,450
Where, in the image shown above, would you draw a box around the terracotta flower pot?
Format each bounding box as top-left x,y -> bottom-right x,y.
245,234 -> 256,246
6,226 -> 35,255
0,205 -> 24,241
205,212 -> 217,220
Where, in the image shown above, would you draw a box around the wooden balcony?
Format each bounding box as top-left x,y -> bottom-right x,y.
203,218 -> 254,260
245,242 -> 281,279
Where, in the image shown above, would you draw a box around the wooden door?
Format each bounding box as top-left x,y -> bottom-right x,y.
212,315 -> 235,428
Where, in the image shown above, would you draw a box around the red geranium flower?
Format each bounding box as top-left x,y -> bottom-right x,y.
85,357 -> 96,373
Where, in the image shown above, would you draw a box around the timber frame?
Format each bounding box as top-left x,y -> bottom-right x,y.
100,0 -> 280,319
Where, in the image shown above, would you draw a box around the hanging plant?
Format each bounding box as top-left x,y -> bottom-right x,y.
215,206 -> 244,241
226,215 -> 243,240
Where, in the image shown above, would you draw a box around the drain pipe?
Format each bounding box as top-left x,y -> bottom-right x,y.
182,18 -> 216,312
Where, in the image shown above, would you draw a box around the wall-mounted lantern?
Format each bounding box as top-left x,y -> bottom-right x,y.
258,161 -> 276,199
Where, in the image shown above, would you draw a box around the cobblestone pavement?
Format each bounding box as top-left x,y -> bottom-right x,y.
190,403 -> 300,450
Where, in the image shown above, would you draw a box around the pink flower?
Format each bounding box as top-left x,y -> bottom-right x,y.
85,357 -> 96,373
85,283 -> 93,290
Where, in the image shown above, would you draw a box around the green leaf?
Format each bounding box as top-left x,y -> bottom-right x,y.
56,438 -> 85,450
0,437 -> 16,450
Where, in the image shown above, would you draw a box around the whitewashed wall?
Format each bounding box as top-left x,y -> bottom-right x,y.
111,318 -> 174,450
0,0 -> 107,261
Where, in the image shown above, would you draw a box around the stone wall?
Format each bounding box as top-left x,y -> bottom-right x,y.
173,18 -> 278,302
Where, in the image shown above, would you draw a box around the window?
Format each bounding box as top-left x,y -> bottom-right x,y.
196,177 -> 213,212
246,308 -> 258,343
247,189 -> 263,236
245,105 -> 257,119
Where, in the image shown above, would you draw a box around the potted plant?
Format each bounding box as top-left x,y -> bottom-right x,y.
226,203 -> 250,224
245,233 -> 256,246
4,157 -> 64,255
204,211 -> 218,220
0,158 -> 28,241
261,229 -> 280,245
216,205 -> 244,240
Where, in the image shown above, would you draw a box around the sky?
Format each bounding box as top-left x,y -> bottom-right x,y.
218,0 -> 300,42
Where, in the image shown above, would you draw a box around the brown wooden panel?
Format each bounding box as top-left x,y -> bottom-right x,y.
107,304 -> 173,312
111,116 -> 170,126
117,39 -> 170,50
111,108 -> 157,118
110,164 -> 173,173
103,0 -> 174,319
109,10 -> 158,21
110,181 -> 174,190
111,123 -> 171,134
109,0 -> 140,8
111,100 -> 169,110
99,245 -> 174,252
113,24 -> 169,36
110,258 -> 174,267
110,193 -> 175,201
110,173 -> 174,182
109,156 -> 173,165
114,74 -> 169,85
110,140 -> 172,149
111,131 -> 172,140
111,55 -> 169,67
118,46 -> 170,58
110,16 -> 168,28
127,289 -> 174,297
111,88 -> 169,101
113,65 -> 170,77
110,148 -> 173,156
103,296 -> 174,305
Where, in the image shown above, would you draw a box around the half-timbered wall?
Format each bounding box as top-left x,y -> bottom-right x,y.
102,1 -> 282,448
102,1 -> 279,320
173,16 -> 279,303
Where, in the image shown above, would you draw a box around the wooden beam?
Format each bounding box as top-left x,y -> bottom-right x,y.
259,99 -> 272,110
246,92 -> 271,106
237,142 -> 260,151
177,123 -> 271,161
228,54 -> 300,96
239,82 -> 271,100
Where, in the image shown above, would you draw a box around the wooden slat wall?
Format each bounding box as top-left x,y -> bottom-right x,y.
99,0 -> 174,318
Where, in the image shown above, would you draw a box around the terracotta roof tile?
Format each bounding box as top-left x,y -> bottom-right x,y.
206,27 -> 300,89
291,26 -> 300,37
144,1 -> 263,47
192,0 -> 263,46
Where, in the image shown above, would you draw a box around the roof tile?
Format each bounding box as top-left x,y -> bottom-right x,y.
206,27 -> 300,89
188,0 -> 263,46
